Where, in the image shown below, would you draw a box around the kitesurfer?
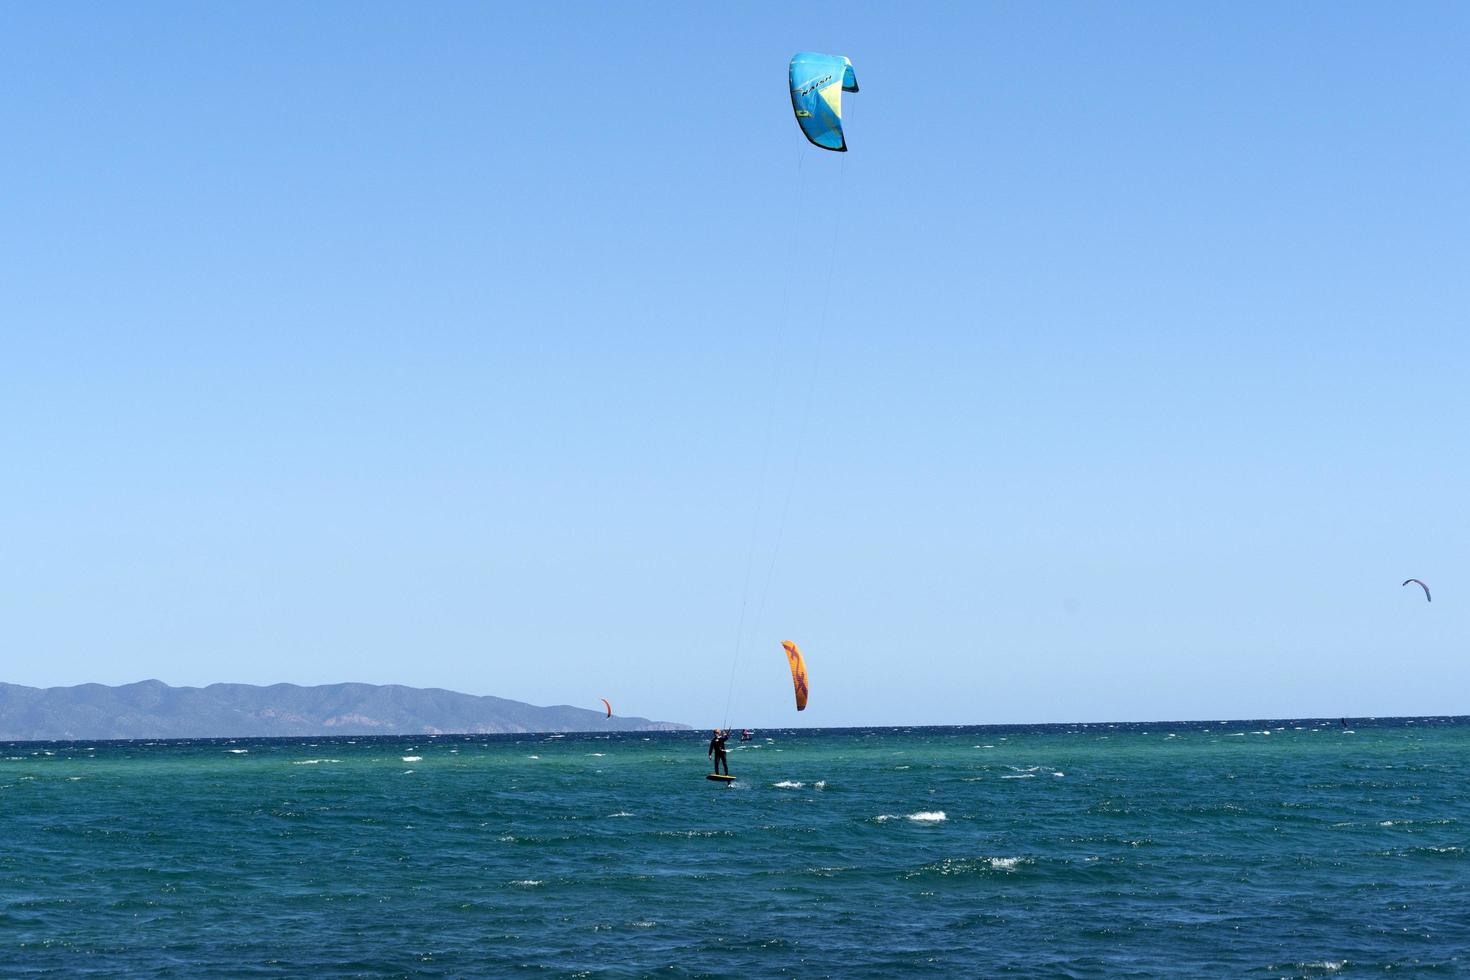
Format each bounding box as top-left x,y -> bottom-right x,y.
708,729 -> 731,776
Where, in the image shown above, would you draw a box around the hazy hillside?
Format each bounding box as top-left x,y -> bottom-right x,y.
0,681 -> 687,740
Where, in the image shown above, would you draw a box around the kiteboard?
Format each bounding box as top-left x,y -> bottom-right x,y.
706,774 -> 736,783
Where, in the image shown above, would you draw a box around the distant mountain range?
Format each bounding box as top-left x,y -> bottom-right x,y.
0,681 -> 688,741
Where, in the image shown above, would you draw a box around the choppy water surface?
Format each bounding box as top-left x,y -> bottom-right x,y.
3,720 -> 1468,977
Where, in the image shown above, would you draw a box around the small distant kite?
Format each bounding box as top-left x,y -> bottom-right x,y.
1402,579 -> 1431,602
600,698 -> 612,718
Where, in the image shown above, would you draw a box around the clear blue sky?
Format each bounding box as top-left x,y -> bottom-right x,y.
2,3 -> 1466,726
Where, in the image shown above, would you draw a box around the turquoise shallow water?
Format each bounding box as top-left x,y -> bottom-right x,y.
2,720 -> 1468,977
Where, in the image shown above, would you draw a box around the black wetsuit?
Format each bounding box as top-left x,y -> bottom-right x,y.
708,733 -> 730,775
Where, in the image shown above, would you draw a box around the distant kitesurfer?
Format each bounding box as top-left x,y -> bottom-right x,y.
708,729 -> 731,775
740,729 -> 753,741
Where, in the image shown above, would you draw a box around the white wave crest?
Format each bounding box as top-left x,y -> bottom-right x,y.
292,759 -> 341,765
908,811 -> 947,823
402,756 -> 422,762
773,780 -> 804,789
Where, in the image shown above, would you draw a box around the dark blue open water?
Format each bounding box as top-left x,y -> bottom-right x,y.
3,720 -> 1468,977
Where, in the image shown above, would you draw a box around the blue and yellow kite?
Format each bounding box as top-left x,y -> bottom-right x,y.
789,52 -> 859,152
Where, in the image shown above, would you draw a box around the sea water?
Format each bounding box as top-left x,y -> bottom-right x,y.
2,720 -> 1467,976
